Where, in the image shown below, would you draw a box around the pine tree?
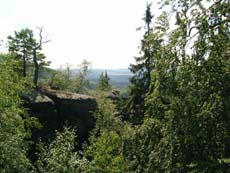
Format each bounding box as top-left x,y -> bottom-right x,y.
97,70 -> 111,91
7,28 -> 34,77
8,27 -> 50,88
124,3 -> 166,124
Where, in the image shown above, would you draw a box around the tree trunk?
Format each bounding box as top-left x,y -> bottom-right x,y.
23,55 -> 26,77
33,50 -> 39,88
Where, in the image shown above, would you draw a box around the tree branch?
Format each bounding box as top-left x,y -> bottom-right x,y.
187,18 -> 230,37
35,26 -> 50,50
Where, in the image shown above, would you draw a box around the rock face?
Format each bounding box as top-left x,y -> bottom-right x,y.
24,88 -> 97,147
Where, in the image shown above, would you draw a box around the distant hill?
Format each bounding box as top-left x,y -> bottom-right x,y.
70,68 -> 132,90
39,67 -> 132,91
87,69 -> 132,90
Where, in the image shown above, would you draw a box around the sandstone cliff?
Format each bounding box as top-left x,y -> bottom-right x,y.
23,88 -> 97,147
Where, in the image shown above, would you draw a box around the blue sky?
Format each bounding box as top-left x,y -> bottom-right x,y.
0,0 -> 157,69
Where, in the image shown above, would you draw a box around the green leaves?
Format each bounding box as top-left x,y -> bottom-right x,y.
48,60 -> 91,94
126,0 -> 230,172
85,99 -> 130,173
7,27 -> 50,87
86,130 -> 126,173
7,28 -> 35,77
0,1 -> 229,172
0,56 -> 33,172
36,127 -> 88,173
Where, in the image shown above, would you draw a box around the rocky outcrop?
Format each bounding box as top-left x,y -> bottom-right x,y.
23,88 -> 97,147
106,89 -> 120,101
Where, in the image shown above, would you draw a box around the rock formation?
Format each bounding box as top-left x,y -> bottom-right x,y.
23,87 -> 97,147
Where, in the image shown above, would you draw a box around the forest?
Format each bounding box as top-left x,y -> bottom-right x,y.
0,0 -> 230,172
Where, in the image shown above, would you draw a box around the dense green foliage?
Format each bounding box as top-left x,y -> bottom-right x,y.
36,127 -> 88,173
122,0 -> 230,172
0,0 -> 230,172
0,55 -> 35,172
49,60 -> 91,94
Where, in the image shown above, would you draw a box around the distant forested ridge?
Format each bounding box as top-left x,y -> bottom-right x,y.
86,69 -> 132,90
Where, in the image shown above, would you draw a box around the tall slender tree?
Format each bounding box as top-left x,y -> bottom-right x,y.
7,29 -> 34,77
97,70 -> 111,91
124,3 -> 163,124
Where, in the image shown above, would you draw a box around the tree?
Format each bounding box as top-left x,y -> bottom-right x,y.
116,0 -> 230,172
36,127 -> 88,173
124,4 -> 167,124
86,130 -> 127,173
141,0 -> 230,171
49,63 -> 74,90
7,27 -> 50,88
49,60 -> 91,93
49,70 -> 70,90
84,98 -> 129,173
74,60 -> 91,93
32,27 -> 50,88
144,3 -> 153,35
0,54 -> 38,172
7,28 -> 34,77
97,70 -> 111,91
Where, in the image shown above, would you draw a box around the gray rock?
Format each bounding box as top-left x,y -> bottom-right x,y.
24,87 -> 97,148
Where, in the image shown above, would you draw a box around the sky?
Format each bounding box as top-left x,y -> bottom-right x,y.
0,0 -> 157,69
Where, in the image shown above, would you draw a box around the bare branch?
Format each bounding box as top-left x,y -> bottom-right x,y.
35,26 -> 50,50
